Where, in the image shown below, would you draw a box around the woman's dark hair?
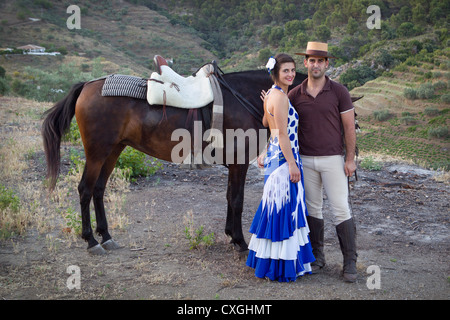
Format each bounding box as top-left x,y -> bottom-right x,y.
270,53 -> 296,83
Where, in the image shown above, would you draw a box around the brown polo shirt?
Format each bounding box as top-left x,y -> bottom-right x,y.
288,76 -> 354,156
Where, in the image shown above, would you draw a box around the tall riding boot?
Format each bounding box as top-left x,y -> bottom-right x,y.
307,216 -> 325,272
336,218 -> 358,282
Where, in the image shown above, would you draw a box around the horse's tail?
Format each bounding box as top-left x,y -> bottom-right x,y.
42,82 -> 85,190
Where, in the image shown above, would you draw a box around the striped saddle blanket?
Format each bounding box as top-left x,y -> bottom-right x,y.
101,74 -> 147,100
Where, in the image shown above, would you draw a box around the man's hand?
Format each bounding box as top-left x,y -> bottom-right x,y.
344,159 -> 357,177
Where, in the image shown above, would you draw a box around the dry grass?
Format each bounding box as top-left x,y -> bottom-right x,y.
0,97 -> 50,238
0,96 -> 131,241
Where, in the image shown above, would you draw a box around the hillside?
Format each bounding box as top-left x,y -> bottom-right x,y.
0,0 -> 448,169
352,72 -> 449,170
0,0 -> 215,76
347,36 -> 449,170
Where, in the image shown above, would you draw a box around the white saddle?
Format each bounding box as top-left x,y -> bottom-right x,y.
147,65 -> 214,109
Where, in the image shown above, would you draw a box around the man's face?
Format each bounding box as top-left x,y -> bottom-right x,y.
304,57 -> 329,79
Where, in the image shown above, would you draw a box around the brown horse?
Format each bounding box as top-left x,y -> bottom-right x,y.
42,69 -> 308,254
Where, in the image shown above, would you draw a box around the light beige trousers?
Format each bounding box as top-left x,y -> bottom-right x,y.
301,155 -> 352,225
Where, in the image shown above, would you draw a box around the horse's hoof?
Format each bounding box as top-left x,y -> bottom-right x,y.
88,244 -> 107,255
229,239 -> 248,252
101,239 -> 120,250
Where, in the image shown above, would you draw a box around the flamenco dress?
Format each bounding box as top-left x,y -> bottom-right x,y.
246,85 -> 315,282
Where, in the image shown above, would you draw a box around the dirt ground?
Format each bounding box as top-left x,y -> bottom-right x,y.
0,153 -> 448,301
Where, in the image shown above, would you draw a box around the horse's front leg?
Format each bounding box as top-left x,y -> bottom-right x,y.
225,164 -> 249,252
78,162 -> 107,255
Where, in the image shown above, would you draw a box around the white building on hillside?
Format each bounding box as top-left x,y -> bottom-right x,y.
16,44 -> 60,56
17,44 -> 46,54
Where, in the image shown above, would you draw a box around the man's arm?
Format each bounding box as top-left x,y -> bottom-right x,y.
341,109 -> 357,177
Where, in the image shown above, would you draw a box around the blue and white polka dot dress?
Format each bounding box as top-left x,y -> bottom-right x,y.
246,85 -> 314,282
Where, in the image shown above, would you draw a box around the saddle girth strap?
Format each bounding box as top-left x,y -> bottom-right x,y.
204,63 -> 224,149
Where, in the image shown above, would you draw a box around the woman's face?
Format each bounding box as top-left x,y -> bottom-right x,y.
276,62 -> 296,87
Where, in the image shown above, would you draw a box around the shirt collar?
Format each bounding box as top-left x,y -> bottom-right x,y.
300,75 -> 331,96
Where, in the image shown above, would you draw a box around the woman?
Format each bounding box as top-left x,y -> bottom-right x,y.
246,53 -> 315,282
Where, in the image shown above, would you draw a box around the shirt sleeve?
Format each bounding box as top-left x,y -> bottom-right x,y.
335,82 -> 354,114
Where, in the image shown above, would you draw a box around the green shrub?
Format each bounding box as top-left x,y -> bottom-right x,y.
433,80 -> 447,91
404,87 -> 417,100
0,185 -> 22,240
184,224 -> 215,250
0,185 -> 20,213
340,65 -> 376,90
400,115 -> 417,125
393,63 -> 408,72
258,48 -> 272,64
441,94 -> 450,104
0,77 -> 9,95
115,147 -> 163,179
416,82 -> 434,99
360,156 -> 383,171
62,119 -> 81,143
424,107 -> 440,116
373,109 -> 392,122
428,126 -> 448,139
64,206 -> 84,236
374,49 -> 395,69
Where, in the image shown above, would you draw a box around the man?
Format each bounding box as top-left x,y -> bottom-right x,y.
288,42 -> 358,282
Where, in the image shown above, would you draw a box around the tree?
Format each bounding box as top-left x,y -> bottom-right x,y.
340,65 -> 376,90
346,17 -> 358,35
412,3 -> 427,26
284,20 -> 303,36
314,24 -> 331,42
268,26 -> 284,46
259,48 -> 272,64
294,32 -> 309,49
374,49 -> 395,69
397,22 -> 417,38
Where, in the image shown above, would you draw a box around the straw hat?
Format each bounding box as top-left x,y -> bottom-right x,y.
295,41 -> 336,59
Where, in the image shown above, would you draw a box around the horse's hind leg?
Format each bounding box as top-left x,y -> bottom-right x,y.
93,145 -> 125,250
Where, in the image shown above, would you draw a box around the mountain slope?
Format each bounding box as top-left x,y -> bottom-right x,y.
0,0 -> 216,76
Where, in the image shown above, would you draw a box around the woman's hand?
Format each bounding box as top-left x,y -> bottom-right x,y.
288,162 -> 300,183
257,153 -> 265,168
260,90 -> 267,102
